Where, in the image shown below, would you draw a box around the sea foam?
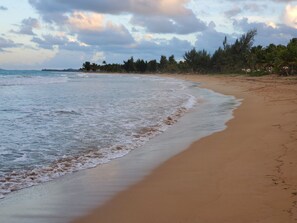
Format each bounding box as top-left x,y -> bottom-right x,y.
0,72 -> 198,198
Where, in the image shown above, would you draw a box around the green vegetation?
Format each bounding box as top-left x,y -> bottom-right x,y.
81,29 -> 297,76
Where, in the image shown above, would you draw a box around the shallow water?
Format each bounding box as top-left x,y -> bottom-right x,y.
0,71 -> 199,197
0,73 -> 241,223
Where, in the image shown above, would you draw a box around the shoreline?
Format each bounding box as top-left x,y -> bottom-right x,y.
74,74 -> 297,223
0,74 -> 238,223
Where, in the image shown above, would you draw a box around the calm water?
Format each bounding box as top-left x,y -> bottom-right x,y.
0,71 -> 200,198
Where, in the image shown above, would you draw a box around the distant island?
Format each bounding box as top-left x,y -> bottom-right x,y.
42,68 -> 80,72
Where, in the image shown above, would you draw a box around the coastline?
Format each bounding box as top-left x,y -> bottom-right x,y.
0,73 -> 238,223
74,74 -> 297,223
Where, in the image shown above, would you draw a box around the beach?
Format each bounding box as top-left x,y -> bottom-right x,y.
74,74 -> 297,223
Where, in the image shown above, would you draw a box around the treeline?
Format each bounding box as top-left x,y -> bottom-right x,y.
81,29 -> 297,76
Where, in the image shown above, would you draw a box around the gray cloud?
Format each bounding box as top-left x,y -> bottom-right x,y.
195,23 -> 236,53
32,34 -> 77,50
37,36 -> 193,68
29,0 -> 128,17
224,7 -> 242,18
27,0 -> 295,68
133,37 -> 192,59
224,3 -> 269,18
277,0 -> 294,1
31,32 -> 130,53
11,17 -> 40,35
131,13 -> 207,34
29,0 -> 190,16
0,37 -> 21,51
100,37 -> 193,63
227,0 -> 294,2
29,0 -> 205,34
74,26 -> 135,47
39,50 -> 91,69
243,3 -> 265,12
0,6 -> 7,11
233,18 -> 297,46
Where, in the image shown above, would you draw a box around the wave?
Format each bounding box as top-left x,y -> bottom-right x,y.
0,76 -> 69,86
54,110 -> 81,116
0,94 -> 196,199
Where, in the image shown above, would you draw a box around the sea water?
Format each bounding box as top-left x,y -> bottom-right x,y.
0,71 -> 202,198
0,71 -> 242,223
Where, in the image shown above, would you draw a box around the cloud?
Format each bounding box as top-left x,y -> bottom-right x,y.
32,34 -> 68,49
29,0 -> 204,34
37,35 -> 193,67
39,49 -> 90,69
25,0 -> 295,69
133,37 -> 192,59
0,37 -> 21,52
131,12 -> 207,34
274,0 -> 296,2
243,3 -> 265,12
224,7 -> 242,18
11,17 -> 40,35
0,6 -> 8,10
29,0 -> 192,17
99,37 -> 192,64
76,25 -> 135,46
227,0 -> 294,2
224,3 -> 270,18
67,12 -> 135,46
283,4 -> 297,28
29,11 -> 135,50
233,17 -> 297,46
195,22 -> 236,53
68,12 -> 105,31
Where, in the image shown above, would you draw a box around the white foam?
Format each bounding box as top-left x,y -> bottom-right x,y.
13,154 -> 28,162
0,76 -> 68,86
76,73 -> 89,78
0,96 -> 195,197
183,94 -> 197,109
0,74 -> 238,199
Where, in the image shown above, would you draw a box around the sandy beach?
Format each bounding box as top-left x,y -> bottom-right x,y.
73,74 -> 297,223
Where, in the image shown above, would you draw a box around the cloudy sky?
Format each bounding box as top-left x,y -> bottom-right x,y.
0,0 -> 296,69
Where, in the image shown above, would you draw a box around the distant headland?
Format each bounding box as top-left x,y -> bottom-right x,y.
41,68 -> 80,72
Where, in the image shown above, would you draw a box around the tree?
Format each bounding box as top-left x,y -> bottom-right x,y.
223,36 -> 228,50
147,60 -> 158,73
184,48 -> 198,72
159,55 -> 168,72
135,59 -> 147,73
91,63 -> 98,72
82,61 -> 91,71
167,55 -> 179,73
81,30 -> 297,76
232,29 -> 257,70
287,38 -> 297,60
168,55 -> 177,64
196,50 -> 211,73
183,48 -> 210,73
211,47 -> 225,72
123,57 -> 135,72
211,29 -> 257,73
284,38 -> 297,75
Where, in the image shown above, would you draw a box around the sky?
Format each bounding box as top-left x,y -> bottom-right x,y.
0,0 -> 296,69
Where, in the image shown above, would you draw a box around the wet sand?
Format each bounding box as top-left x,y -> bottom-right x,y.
74,74 -> 297,223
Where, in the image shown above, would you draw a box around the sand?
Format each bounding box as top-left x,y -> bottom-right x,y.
73,74 -> 297,223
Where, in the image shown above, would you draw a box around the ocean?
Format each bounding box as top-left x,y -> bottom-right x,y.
0,71 -> 239,201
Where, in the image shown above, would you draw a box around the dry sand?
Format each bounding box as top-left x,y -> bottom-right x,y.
74,74 -> 297,223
